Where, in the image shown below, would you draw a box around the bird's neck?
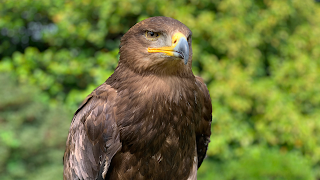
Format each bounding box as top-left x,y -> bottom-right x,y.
117,56 -> 194,77
106,64 -> 196,92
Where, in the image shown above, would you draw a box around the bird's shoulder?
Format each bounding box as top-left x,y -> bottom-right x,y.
195,76 -> 212,118
71,82 -> 118,123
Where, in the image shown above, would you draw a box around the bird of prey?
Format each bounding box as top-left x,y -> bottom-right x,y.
63,16 -> 212,180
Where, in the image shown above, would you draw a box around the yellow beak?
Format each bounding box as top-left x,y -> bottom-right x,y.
147,32 -> 189,65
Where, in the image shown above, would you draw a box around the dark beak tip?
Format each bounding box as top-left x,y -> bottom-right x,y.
175,37 -> 189,65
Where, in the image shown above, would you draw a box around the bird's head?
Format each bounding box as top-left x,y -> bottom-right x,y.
119,16 -> 193,76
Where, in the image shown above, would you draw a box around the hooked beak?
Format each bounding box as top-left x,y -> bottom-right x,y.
147,32 -> 189,65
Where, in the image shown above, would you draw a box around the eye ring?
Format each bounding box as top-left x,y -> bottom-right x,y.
146,31 -> 160,40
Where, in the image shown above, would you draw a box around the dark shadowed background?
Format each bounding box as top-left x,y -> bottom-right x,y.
1,0 -> 320,179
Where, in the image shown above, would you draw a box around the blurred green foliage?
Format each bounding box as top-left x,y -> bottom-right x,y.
0,74 -> 71,180
1,0 -> 320,179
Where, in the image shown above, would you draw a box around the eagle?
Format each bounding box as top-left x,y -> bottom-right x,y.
63,16 -> 212,180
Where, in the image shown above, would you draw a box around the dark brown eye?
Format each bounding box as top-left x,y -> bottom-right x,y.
146,31 -> 160,39
187,35 -> 191,42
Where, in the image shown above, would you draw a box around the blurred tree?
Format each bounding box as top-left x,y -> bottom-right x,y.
1,0 -> 320,179
0,73 -> 72,180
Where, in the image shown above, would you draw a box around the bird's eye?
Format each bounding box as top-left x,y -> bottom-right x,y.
187,35 -> 191,42
146,31 -> 160,40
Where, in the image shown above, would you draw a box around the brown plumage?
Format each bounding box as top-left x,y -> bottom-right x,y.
63,16 -> 212,180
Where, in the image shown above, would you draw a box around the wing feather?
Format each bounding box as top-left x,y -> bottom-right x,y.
63,83 -> 121,180
195,76 -> 212,168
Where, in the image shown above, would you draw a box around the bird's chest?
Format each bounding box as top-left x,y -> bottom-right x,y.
121,100 -> 198,147
113,88 -> 200,179
117,87 -> 200,150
